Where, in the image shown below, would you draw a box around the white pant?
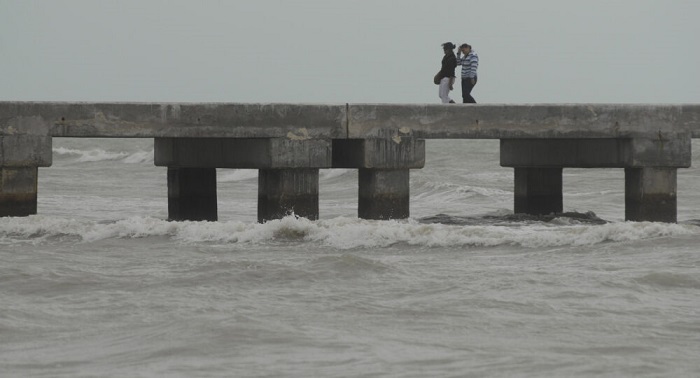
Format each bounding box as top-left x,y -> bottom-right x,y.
438,77 -> 453,103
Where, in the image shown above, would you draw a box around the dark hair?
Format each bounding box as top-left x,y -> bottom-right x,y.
442,42 -> 456,50
460,43 -> 471,49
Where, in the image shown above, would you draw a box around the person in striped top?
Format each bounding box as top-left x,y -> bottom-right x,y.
457,43 -> 479,103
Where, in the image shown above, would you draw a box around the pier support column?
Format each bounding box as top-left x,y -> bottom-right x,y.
167,167 -> 217,221
258,169 -> 319,223
358,169 -> 410,220
625,167 -> 677,223
0,167 -> 38,217
514,167 -> 563,215
333,138 -> 424,220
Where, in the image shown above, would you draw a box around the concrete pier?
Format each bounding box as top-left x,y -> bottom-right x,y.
167,167 -> 218,221
258,169 -> 319,223
514,168 -> 563,215
2,102 -> 700,223
625,167 -> 677,223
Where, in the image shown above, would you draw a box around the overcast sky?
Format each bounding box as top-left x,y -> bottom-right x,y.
1,0 -> 698,104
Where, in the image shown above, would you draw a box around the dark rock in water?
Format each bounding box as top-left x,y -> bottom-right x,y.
419,211 -> 607,226
495,211 -> 607,225
551,211 -> 607,224
419,214 -> 468,225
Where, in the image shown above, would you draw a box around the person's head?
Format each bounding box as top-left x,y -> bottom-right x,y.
442,42 -> 456,53
460,43 -> 472,54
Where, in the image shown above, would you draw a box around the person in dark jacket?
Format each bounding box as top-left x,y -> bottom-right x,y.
437,42 -> 457,103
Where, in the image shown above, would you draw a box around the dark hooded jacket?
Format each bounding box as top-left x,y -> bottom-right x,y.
438,52 -> 457,80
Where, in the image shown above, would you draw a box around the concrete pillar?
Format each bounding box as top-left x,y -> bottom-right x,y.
514,167 -> 563,215
333,138 -> 422,221
358,169 -> 410,220
625,167 -> 677,223
0,134 -> 52,217
0,167 -> 38,217
258,169 -> 319,223
167,167 -> 217,221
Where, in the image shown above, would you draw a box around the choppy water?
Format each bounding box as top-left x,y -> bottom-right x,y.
1,138 -> 699,377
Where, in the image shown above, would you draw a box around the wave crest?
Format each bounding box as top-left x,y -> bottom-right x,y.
1,215 -> 697,250
53,147 -> 153,164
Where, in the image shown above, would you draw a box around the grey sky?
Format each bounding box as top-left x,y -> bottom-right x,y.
1,0 -> 698,104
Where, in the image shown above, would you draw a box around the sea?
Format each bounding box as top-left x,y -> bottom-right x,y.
1,137 -> 699,377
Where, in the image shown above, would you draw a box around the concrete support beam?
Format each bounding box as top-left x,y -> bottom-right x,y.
514,168 -> 563,215
625,167 -> 677,223
333,138 -> 425,169
0,167 -> 38,217
167,167 -> 217,221
501,139 -> 623,168
0,135 -> 53,167
500,137 -> 691,168
155,138 -> 332,169
258,169 -> 319,223
358,169 -> 410,220
623,136 -> 691,168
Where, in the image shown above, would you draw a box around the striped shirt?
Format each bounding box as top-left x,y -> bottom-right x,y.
457,50 -> 479,78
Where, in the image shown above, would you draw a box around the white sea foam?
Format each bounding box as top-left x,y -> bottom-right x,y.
217,169 -> 258,182
414,181 -> 511,199
216,168 -> 352,184
53,147 -> 153,164
1,215 -> 697,250
320,168 -> 353,180
121,149 -> 155,164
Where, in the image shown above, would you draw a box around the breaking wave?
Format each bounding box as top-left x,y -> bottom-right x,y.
1,215 -> 697,250
53,147 -> 154,164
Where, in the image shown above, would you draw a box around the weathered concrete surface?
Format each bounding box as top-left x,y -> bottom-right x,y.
500,137 -> 691,168
0,102 -> 347,139
625,167 -> 677,223
348,104 -> 700,139
155,138 -> 332,168
358,169 -> 410,220
3,102 -> 700,139
332,138 -> 425,169
0,111 -> 52,136
0,167 -> 38,216
0,135 -> 52,167
258,169 -> 319,223
622,136 -> 692,167
167,167 -> 218,221
514,168 -> 563,215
